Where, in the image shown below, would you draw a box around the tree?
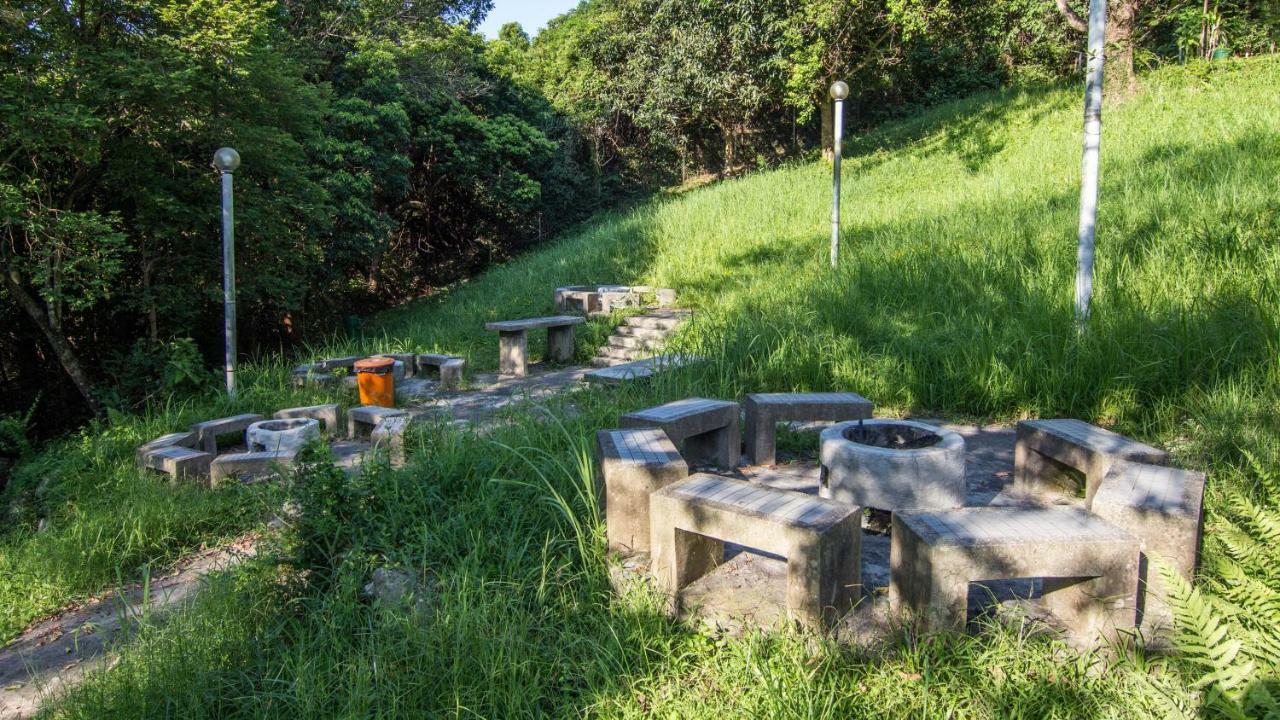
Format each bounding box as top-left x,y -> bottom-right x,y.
1057,0 -> 1141,97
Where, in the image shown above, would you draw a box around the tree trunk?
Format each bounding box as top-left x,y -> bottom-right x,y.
3,268 -> 104,418
1105,0 -> 1139,99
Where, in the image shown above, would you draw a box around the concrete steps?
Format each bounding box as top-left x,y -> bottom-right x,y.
592,309 -> 690,367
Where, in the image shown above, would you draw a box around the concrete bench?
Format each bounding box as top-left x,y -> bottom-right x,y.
650,474 -> 862,628
596,428 -> 689,554
743,392 -> 873,466
190,414 -> 264,454
620,397 -> 741,469
484,315 -> 585,377
274,404 -> 341,434
890,507 -> 1139,644
137,432 -> 211,482
210,450 -> 295,486
347,405 -> 408,440
416,354 -> 465,390
376,353 -> 416,380
1014,419 -> 1170,507
371,415 -> 412,467
1091,460 -> 1206,633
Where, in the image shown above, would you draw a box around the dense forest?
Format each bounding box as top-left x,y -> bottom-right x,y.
1,0 -> 1277,438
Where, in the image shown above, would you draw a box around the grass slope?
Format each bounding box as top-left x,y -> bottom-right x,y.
2,58 -> 1277,717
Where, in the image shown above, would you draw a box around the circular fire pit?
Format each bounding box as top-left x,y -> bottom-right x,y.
819,419 -> 965,511
245,418 -> 320,454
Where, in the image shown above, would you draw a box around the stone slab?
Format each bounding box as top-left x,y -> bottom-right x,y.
1092,460 -> 1206,634
597,428 -> 689,553
650,474 -> 861,628
484,316 -> 585,332
189,413 -> 264,455
274,404 -> 341,434
1014,419 -> 1170,507
620,397 -> 740,469
140,445 -> 212,481
890,506 -> 1139,645
744,392 -> 873,466
209,450 -> 295,486
584,355 -> 703,384
347,405 -> 408,440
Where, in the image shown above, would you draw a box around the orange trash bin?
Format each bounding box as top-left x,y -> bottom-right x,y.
354,356 -> 396,408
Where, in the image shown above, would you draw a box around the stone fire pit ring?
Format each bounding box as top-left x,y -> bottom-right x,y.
245,418 -> 321,455
819,419 -> 965,512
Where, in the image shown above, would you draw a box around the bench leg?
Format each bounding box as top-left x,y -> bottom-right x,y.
547,325 -> 576,363
439,360 -> 464,391
716,421 -> 741,469
498,330 -> 528,377
1042,555 -> 1138,645
650,505 -> 723,608
890,524 -> 968,631
1014,442 -> 1082,501
786,517 -> 861,628
745,408 -> 776,466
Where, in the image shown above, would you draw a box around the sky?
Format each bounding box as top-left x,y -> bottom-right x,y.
477,0 -> 582,39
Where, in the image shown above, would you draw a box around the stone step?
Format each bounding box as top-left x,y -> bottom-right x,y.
590,355 -> 628,367
596,345 -> 650,362
614,325 -> 672,341
624,314 -> 687,331
607,334 -> 664,350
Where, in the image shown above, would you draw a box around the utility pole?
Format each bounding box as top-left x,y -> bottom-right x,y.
829,80 -> 849,268
212,147 -> 241,396
1073,0 -> 1106,328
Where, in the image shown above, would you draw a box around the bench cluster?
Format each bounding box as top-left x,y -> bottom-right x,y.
136,403 -> 416,485
596,397 -> 1205,643
293,353 -> 464,391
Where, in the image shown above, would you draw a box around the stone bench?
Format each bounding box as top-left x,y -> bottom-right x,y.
210,450 -> 295,486
620,397 -> 740,469
743,392 -> 873,466
376,353 -> 416,380
1091,460 -> 1206,633
484,315 -> 585,377
596,428 -> 689,554
137,432 -> 211,481
416,354 -> 465,390
274,404 -> 341,434
1014,419 -> 1170,507
371,415 -> 413,467
190,413 -> 264,454
890,507 -> 1139,644
649,474 -> 862,628
347,405 -> 409,440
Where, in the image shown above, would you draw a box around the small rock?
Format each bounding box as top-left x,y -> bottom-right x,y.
363,567 -> 435,613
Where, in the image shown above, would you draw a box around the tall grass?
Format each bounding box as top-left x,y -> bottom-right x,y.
4,57 -> 1278,717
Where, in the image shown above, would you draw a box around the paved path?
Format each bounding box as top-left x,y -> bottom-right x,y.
0,535 -> 257,719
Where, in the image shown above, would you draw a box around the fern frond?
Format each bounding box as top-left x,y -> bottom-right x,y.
1222,490 -> 1280,545
1241,448 -> 1280,503
1215,561 -> 1280,626
1158,560 -> 1257,706
1214,523 -> 1280,581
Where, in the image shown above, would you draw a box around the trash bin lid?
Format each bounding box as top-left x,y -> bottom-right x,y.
354,356 -> 395,373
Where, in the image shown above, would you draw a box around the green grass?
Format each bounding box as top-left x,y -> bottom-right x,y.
4,57 -> 1278,717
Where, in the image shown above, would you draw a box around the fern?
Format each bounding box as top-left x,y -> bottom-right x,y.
1222,490 -> 1280,545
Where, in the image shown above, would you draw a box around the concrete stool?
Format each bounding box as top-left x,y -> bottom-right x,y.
650,474 -> 862,629
1092,460 -> 1206,634
347,405 -> 408,440
210,451 -> 295,486
190,414 -> 264,455
371,415 -> 413,467
596,428 -> 689,553
137,431 -> 211,482
890,507 -> 1139,645
275,404 -> 341,435
1014,419 -> 1170,507
620,397 -> 740,469
416,354 -> 465,390
743,392 -> 873,466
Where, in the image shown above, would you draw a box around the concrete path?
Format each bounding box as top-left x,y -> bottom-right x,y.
0,534 -> 257,719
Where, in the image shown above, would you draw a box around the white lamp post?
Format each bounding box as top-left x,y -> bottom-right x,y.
212,147 -> 240,396
829,80 -> 849,268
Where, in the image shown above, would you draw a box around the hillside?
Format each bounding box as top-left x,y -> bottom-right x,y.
2,57 -> 1278,717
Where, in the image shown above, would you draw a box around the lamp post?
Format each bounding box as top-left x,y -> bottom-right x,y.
1073,0 -> 1106,328
829,80 -> 849,268
212,147 -> 240,397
